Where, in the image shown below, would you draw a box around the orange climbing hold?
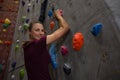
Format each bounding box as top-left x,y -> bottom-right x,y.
50,21 -> 55,30
72,32 -> 84,51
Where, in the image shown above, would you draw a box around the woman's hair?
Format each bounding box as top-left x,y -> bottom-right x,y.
29,21 -> 44,32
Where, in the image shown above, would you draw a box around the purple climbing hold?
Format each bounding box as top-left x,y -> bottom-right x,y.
11,61 -> 16,70
27,8 -> 30,13
22,0 -> 25,6
26,19 -> 29,23
36,0 -> 38,3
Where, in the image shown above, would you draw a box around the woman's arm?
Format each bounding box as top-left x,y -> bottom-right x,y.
47,9 -> 70,45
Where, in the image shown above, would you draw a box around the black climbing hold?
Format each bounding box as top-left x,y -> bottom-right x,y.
63,63 -> 71,75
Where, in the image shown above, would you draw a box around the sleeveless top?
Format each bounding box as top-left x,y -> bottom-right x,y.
23,36 -> 51,80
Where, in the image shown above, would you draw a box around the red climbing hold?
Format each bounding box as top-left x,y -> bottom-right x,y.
4,41 -> 12,45
0,0 -> 4,3
50,21 -> 55,30
72,32 -> 84,51
59,9 -> 63,16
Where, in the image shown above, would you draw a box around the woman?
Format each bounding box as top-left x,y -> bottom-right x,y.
23,9 -> 69,80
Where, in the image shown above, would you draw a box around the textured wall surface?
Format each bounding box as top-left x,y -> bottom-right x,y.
0,0 -> 19,80
5,0 -> 120,80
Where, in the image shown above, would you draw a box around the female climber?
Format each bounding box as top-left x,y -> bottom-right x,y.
23,9 -> 70,80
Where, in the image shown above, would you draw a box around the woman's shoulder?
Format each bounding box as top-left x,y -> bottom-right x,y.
22,41 -> 32,48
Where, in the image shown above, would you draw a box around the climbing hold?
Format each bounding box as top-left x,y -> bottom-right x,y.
27,8 -> 30,13
23,23 -> 29,30
2,29 -> 6,32
48,10 -> 53,17
11,61 -> 16,70
0,40 -> 3,44
19,69 -> 25,80
59,9 -> 63,16
36,0 -> 38,3
0,64 -> 3,73
15,44 -> 19,51
11,74 -> 15,80
49,44 -> 58,69
18,26 -> 22,31
91,23 -> 103,36
16,40 -> 20,43
0,19 -> 4,23
60,46 -> 69,56
4,18 -> 11,25
63,63 -> 71,75
50,21 -> 55,30
0,0 -> 4,3
26,19 -> 29,23
72,32 -> 84,51
4,41 -> 12,45
22,0 -> 25,6
28,3 -> 31,7
22,16 -> 27,23
3,24 -> 9,28
15,0 -> 19,4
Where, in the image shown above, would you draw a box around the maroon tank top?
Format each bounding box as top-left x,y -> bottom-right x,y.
23,36 -> 51,80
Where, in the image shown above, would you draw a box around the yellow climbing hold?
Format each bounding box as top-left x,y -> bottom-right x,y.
3,29 -> 6,32
0,40 -> 3,44
4,18 -> 11,25
15,1 -> 19,4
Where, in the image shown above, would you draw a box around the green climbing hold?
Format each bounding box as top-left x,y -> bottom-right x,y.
22,16 -> 27,23
15,44 -> 19,51
19,69 -> 25,80
3,24 -> 9,28
0,64 -> 3,73
23,23 -> 29,30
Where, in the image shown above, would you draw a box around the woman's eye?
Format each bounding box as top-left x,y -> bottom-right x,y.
41,29 -> 44,32
35,29 -> 40,31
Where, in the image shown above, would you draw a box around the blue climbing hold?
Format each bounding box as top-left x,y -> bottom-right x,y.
91,23 -> 103,36
49,44 -> 58,69
48,10 -> 53,17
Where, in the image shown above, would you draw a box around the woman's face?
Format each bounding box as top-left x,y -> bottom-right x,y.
29,23 -> 45,40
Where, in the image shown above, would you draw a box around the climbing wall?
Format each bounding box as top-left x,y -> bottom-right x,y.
6,0 -> 120,80
0,0 -> 19,80
6,0 -> 43,80
45,0 -> 120,80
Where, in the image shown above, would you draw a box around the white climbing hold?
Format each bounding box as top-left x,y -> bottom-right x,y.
11,74 -> 15,80
16,40 -> 20,43
28,3 -> 31,7
18,26 -> 22,30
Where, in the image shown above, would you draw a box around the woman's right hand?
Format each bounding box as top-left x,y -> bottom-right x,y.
54,9 -> 62,20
